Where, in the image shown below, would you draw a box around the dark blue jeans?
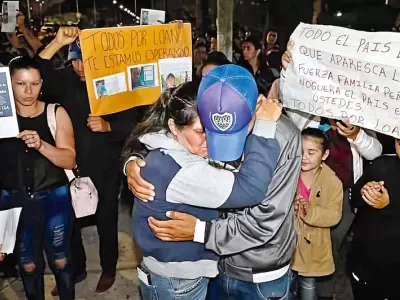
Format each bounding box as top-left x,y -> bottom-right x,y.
139,266 -> 209,300
1,185 -> 74,300
206,269 -> 295,300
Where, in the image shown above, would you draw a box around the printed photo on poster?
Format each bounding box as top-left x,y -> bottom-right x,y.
92,72 -> 127,99
1,1 -> 19,33
0,72 -> 13,118
0,67 -> 19,138
95,80 -> 107,98
159,57 -> 192,92
141,10 -> 149,25
127,63 -> 159,91
140,9 -> 165,25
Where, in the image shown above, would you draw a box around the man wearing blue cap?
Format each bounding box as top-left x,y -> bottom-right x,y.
36,27 -> 139,294
126,65 -> 302,299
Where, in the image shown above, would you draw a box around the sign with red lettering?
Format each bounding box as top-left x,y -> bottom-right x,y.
80,23 -> 192,116
283,23 -> 400,138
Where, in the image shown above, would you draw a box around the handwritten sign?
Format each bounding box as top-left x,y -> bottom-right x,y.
283,23 -> 400,138
80,23 -> 192,116
0,67 -> 19,139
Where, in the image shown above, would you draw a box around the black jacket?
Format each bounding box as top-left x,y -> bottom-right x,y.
239,58 -> 276,96
36,56 -> 139,180
349,155 -> 400,275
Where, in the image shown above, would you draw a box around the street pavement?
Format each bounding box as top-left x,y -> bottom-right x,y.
0,203 -> 142,300
0,202 -> 354,300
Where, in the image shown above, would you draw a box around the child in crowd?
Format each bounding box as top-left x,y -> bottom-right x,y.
291,128 -> 343,300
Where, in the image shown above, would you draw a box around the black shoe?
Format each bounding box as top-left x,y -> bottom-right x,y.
95,273 -> 116,294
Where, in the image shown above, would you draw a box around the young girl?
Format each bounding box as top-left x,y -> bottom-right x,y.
291,128 -> 343,300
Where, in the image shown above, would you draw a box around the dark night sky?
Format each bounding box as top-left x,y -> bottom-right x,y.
72,0 -> 147,11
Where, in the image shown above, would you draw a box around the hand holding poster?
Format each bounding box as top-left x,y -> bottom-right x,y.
0,67 -> 19,139
282,23 -> 400,138
80,23 -> 192,116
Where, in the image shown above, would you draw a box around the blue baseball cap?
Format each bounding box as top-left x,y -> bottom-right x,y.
67,39 -> 82,61
197,65 -> 258,161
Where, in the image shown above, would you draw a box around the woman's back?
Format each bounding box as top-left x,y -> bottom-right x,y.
132,148 -> 219,279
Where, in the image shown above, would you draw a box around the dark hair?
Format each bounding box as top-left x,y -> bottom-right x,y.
198,51 -> 231,77
301,127 -> 330,152
8,56 -> 41,77
203,51 -> 231,66
0,52 -> 15,66
166,73 -> 175,80
207,31 -> 217,39
243,35 -> 262,51
194,42 -> 207,50
122,81 -> 200,160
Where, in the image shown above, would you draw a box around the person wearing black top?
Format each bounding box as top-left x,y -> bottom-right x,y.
239,35 -> 277,96
0,56 -> 76,300
37,27 -> 139,294
265,31 -> 282,72
348,138 -> 400,300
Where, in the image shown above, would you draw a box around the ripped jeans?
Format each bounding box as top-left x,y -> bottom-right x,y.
1,185 -> 74,300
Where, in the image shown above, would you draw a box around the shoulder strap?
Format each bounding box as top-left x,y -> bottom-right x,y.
46,103 -> 57,138
46,103 -> 76,182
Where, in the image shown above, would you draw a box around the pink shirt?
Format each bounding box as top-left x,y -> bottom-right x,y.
298,177 -> 311,201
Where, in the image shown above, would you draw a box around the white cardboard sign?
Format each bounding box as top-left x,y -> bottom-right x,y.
283,23 -> 400,138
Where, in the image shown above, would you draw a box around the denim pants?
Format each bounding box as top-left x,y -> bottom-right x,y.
206,269 -> 294,300
139,265 -> 209,300
296,275 -> 317,300
1,185 -> 74,300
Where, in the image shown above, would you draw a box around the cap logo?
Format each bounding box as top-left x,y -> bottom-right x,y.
212,112 -> 234,132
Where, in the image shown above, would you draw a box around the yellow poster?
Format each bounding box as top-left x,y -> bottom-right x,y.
80,23 -> 192,116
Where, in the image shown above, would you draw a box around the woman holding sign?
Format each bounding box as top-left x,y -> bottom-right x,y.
0,56 -> 76,300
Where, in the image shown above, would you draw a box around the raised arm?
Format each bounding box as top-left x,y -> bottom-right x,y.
17,13 -> 42,52
349,129 -> 382,161
39,27 -> 79,60
37,27 -> 80,103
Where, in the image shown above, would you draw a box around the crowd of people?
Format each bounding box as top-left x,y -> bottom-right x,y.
0,11 -> 398,300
